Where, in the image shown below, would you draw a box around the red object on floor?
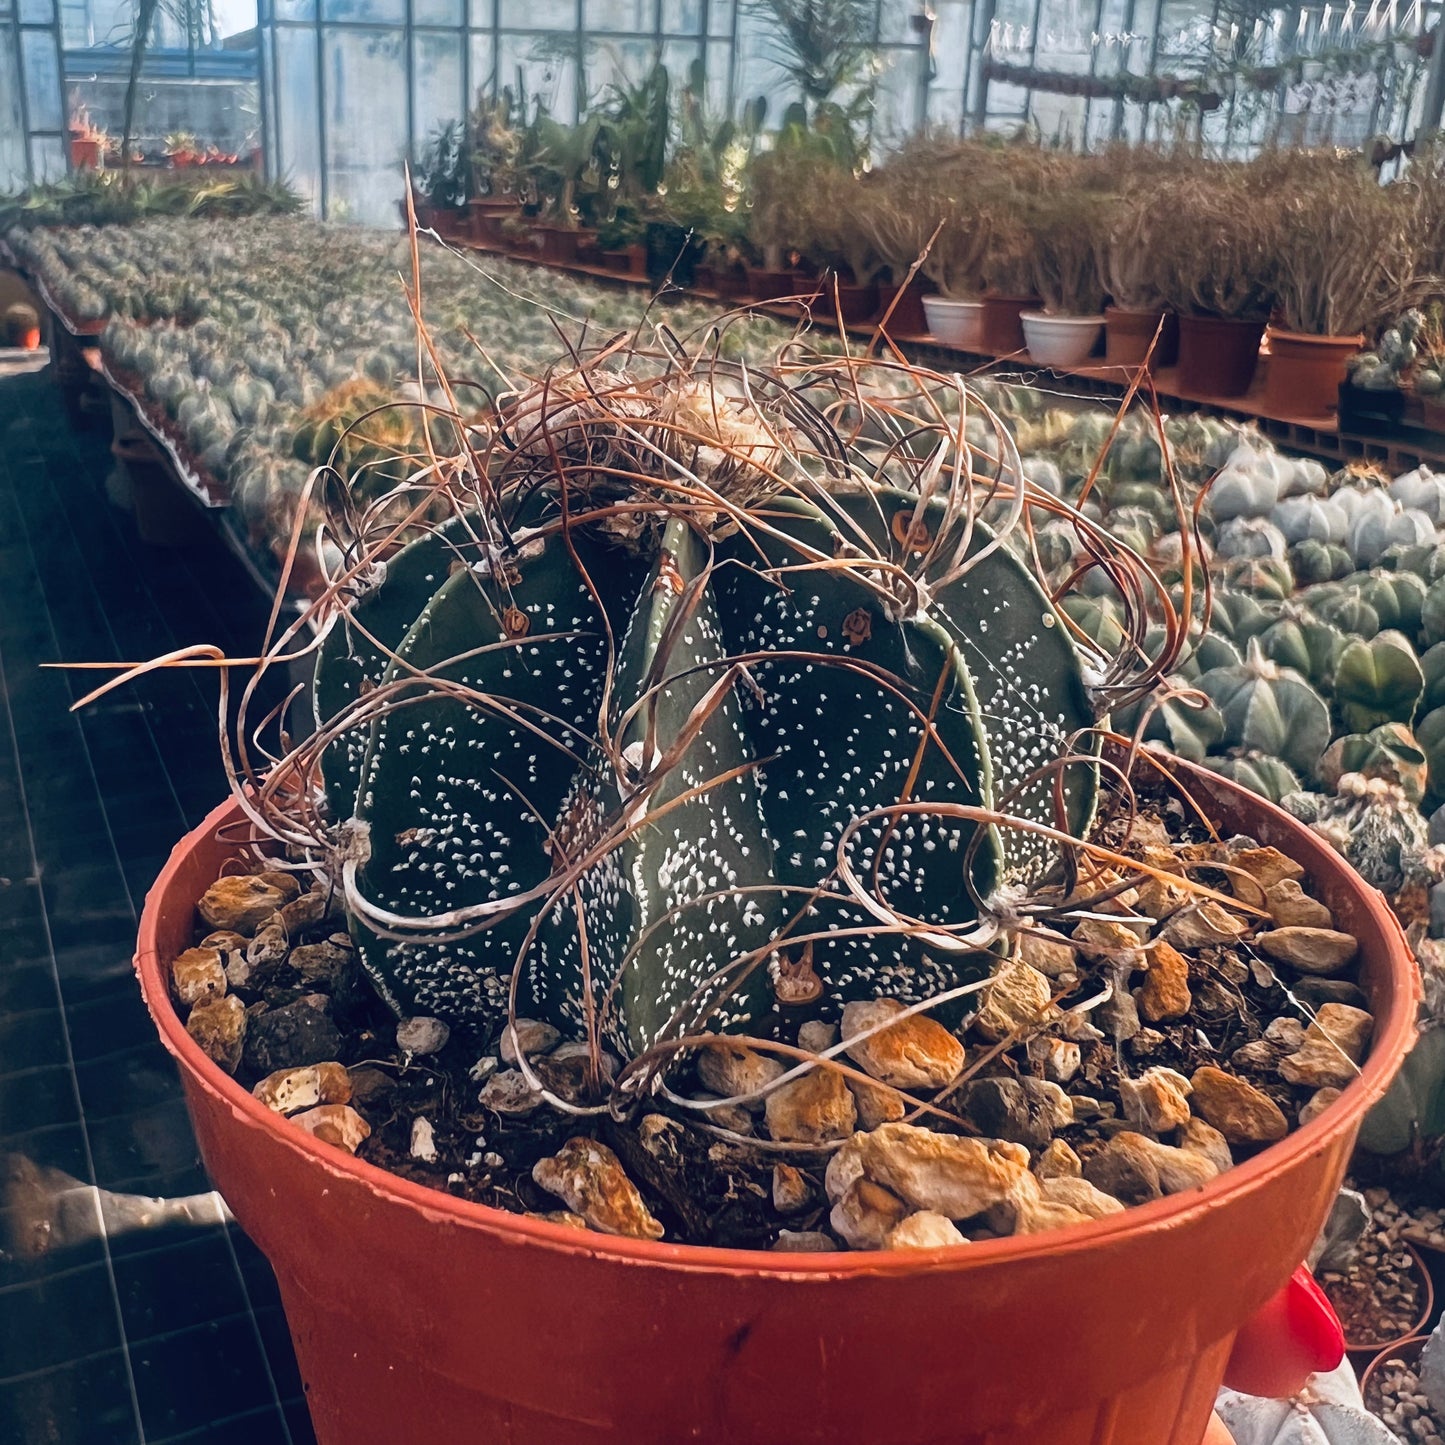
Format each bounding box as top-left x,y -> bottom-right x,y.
1222,1265 -> 1346,1399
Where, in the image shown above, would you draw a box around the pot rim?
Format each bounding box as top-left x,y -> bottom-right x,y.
922,294 -> 983,310
1020,310 -> 1106,326
135,760 -> 1419,1279
1265,326 -> 1366,349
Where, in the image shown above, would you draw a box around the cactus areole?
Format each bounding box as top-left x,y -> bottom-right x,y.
311,361 -> 1099,1061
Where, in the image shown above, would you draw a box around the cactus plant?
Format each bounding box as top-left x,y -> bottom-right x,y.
1197,640 -> 1331,780
1332,630 -> 1425,733
312,356 -> 1103,1053
1318,724 -> 1430,805
1257,611 -> 1347,688
1202,752 -> 1303,804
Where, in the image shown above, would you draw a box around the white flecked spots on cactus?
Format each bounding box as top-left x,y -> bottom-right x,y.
321,482 -> 1096,1047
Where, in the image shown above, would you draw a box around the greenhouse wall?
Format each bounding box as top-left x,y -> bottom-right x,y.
3,0 -> 1442,209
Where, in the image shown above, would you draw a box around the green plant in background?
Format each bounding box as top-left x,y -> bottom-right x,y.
417,120 -> 470,212
744,0 -> 878,107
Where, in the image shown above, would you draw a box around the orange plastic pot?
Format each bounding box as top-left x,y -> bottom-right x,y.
980,292 -> 1038,353
134,762 -> 1419,1445
1176,314 -> 1266,397
1104,306 -> 1179,369
1263,328 -> 1363,420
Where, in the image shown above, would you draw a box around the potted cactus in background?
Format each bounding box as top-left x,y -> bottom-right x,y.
1020,189 -> 1110,368
1263,157 -> 1423,421
1152,164 -> 1275,397
1098,183 -> 1177,368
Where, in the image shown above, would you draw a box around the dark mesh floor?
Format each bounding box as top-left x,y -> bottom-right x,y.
0,369 -> 317,1445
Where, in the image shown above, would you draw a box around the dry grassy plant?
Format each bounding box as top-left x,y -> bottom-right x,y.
1148,167 -> 1276,320
1096,186 -> 1168,312
1028,190 -> 1109,316
1267,161 -> 1425,337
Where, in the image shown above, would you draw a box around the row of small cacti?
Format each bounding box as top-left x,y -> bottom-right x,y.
10,217 -> 802,563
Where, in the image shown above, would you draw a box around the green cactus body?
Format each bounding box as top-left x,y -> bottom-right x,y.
1257,612 -> 1346,688
1319,724 -> 1428,805
320,488 -> 1097,1050
1422,641 -> 1445,714
1197,639 -> 1331,780
1333,630 -> 1424,733
1209,591 -> 1278,646
1310,589 -> 1382,641
1113,689 -> 1224,764
1345,570 -> 1426,638
1221,556 -> 1293,602
1288,539 -> 1353,586
1203,752 -> 1303,804
1189,631 -> 1243,676
1421,576 -> 1445,648
1417,705 -> 1445,806
1061,594 -> 1126,652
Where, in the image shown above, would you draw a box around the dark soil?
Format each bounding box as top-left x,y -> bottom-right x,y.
186,769 -> 1369,1250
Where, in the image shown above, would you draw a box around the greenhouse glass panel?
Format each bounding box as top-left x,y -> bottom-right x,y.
324,26 -> 408,224
497,30 -> 579,120
18,0 -> 51,24
659,37 -> 702,87
31,131 -> 64,176
274,23 -> 322,205
584,36 -> 654,98
322,0 -> 404,26
470,29 -> 495,95
413,0 -> 461,23
0,32 -> 25,190
413,30 -> 464,148
703,35 -> 728,102
583,0 -> 651,29
20,27 -> 60,128
499,0 -> 572,28
707,0 -> 730,36
659,0 -> 701,34
272,0 -> 316,21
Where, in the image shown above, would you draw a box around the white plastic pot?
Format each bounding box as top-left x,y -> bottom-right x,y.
922,295 -> 983,348
1021,311 -> 1105,369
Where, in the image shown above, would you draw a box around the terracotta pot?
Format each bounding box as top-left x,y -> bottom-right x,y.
825,279 -> 879,326
1341,1242 -> 1434,1372
537,226 -> 580,266
599,249 -> 632,273
1104,306 -> 1179,368
1361,1333 -> 1429,1409
1020,311 -> 1105,368
70,136 -> 101,170
980,293 -> 1039,354
873,279 -> 929,335
746,266 -> 799,302
1176,314 -> 1266,398
1263,328 -> 1364,420
134,761 -> 1418,1445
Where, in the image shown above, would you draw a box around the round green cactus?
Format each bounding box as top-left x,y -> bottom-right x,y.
1202,752 -> 1303,805
1319,724 -> 1429,805
1288,538 -> 1353,586
1333,630 -> 1424,733
1257,611 -> 1347,688
313,362 -> 1103,1052
1197,639 -> 1331,781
